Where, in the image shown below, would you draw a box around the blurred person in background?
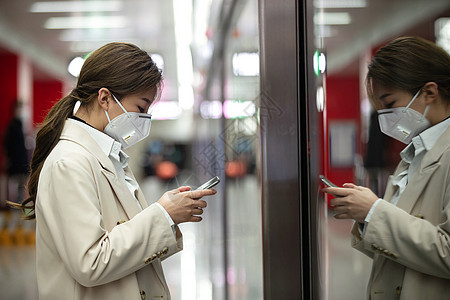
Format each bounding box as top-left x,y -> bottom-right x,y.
323,37 -> 450,299
13,42 -> 216,300
4,101 -> 28,202
3,100 -> 29,239
364,110 -> 389,193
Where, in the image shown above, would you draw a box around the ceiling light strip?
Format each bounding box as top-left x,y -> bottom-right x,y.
30,1 -> 123,13
44,16 -> 128,29
314,12 -> 351,25
314,0 -> 367,9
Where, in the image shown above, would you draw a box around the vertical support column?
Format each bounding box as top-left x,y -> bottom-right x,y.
17,55 -> 33,133
258,0 -> 306,298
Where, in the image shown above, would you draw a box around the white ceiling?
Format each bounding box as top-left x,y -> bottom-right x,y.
317,0 -> 450,74
0,0 -> 179,83
0,0 -> 449,82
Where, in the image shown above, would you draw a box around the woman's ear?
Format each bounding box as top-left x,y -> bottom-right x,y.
422,82 -> 439,105
97,88 -> 112,111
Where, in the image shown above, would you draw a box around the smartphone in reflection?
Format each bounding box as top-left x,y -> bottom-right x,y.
196,176 -> 220,190
319,175 -> 337,187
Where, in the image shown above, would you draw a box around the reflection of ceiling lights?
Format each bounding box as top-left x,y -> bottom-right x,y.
314,12 -> 351,25
151,101 -> 182,120
200,100 -> 223,119
435,18 -> 450,54
45,16 -> 128,29
68,57 -> 84,77
314,0 -> 367,8
223,100 -> 256,119
316,86 -> 324,112
30,1 -> 123,13
232,52 -> 259,76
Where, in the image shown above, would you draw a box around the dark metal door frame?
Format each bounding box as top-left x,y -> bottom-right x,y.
259,0 -> 319,298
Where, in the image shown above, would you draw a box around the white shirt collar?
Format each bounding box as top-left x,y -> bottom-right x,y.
67,118 -> 129,167
400,117 -> 450,163
418,117 -> 450,151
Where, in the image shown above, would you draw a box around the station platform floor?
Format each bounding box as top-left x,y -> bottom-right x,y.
0,175 -> 371,300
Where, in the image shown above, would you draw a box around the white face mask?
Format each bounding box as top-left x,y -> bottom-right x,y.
378,89 -> 430,144
104,94 -> 152,149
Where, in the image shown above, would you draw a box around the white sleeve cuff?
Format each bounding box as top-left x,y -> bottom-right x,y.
360,198 -> 383,237
155,202 -> 175,228
365,198 -> 382,223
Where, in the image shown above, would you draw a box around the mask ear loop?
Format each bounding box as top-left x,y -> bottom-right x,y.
104,110 -> 112,123
104,110 -> 117,129
111,94 -> 131,117
403,89 -> 422,113
421,105 -> 430,121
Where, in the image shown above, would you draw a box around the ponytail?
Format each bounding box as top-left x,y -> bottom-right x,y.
10,95 -> 77,219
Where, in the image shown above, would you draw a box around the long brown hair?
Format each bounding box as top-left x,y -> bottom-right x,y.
14,42 -> 162,219
366,36 -> 450,109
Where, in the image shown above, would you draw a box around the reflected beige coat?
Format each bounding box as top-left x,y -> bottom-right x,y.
36,120 -> 182,300
352,126 -> 450,300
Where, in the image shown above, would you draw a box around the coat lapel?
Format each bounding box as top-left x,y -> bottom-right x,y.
60,121 -> 116,174
395,127 -> 450,213
60,120 -> 143,219
124,166 -> 149,210
100,168 -> 143,219
60,120 -> 171,291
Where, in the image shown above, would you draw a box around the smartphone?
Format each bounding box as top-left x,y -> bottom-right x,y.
195,176 -> 220,190
319,175 -> 337,187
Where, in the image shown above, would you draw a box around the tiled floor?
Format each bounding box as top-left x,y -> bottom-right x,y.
0,175 -> 372,300
0,246 -> 38,300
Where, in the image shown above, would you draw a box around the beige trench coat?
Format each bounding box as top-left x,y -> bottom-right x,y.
352,126 -> 450,300
35,120 -> 183,299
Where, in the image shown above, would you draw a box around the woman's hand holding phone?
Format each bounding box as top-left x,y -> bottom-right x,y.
321,176 -> 379,223
157,186 -> 216,225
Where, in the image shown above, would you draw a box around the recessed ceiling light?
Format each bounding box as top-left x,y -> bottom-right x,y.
68,57 -> 84,77
314,0 -> 367,8
44,16 -> 128,29
30,1 -> 123,13
314,12 -> 351,25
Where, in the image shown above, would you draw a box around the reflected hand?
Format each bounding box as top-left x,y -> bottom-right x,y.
322,183 -> 378,223
157,186 -> 216,225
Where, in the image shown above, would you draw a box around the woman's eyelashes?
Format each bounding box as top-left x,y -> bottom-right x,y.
138,106 -> 145,113
384,101 -> 395,109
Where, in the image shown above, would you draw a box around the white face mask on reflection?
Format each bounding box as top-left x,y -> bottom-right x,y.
377,89 -> 430,144
104,94 -> 152,149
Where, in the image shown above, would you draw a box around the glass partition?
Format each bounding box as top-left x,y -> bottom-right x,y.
312,0 -> 450,299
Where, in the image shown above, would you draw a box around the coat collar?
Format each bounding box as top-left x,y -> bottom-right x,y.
61,120 -> 116,173
394,126 -> 450,213
60,120 -> 147,219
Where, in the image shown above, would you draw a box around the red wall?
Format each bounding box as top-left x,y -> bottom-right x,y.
0,50 -> 63,173
324,75 -> 362,187
33,79 -> 63,126
0,52 -> 19,172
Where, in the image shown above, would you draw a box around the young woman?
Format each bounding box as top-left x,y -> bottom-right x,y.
323,37 -> 450,299
18,42 -> 216,299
